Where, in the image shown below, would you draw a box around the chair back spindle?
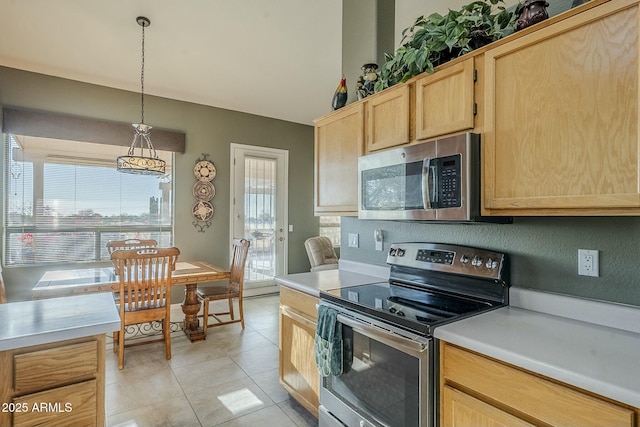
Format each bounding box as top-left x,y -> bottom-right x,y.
118,250 -> 176,312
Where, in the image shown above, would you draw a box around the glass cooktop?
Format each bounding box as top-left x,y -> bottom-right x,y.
320,281 -> 496,336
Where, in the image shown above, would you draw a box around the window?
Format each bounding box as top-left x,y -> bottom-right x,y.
319,216 -> 341,247
4,134 -> 173,266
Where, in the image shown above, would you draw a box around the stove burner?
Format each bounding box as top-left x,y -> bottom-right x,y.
387,297 -> 455,321
387,296 -> 451,322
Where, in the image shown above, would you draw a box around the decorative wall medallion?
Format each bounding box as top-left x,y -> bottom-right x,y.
192,200 -> 214,221
192,180 -> 215,201
194,160 -> 216,181
192,153 -> 215,232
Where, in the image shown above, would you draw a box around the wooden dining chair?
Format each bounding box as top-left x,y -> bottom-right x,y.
197,238 -> 250,335
0,271 -> 7,304
111,247 -> 180,370
107,239 -> 158,345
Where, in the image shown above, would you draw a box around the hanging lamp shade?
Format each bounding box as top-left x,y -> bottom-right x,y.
117,16 -> 166,176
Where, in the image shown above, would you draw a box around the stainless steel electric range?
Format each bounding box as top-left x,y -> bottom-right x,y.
318,242 -> 509,427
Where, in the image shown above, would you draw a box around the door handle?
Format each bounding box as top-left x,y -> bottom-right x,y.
422,157 -> 432,209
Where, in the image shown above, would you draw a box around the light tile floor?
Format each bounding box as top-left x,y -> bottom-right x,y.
105,294 -> 318,427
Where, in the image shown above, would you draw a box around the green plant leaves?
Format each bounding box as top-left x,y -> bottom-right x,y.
375,0 -> 517,92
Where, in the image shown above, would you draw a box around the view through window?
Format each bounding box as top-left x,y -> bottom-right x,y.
319,216 -> 341,247
4,134 -> 173,266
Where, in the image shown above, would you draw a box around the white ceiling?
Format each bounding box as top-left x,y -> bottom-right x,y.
0,0 -> 344,126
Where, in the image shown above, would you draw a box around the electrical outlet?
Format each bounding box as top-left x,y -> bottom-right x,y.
578,249 -> 599,277
348,233 -> 359,248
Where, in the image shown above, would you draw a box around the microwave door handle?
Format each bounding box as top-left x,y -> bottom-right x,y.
422,158 -> 432,209
431,163 -> 438,205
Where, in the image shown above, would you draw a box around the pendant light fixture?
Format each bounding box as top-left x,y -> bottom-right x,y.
117,16 -> 166,175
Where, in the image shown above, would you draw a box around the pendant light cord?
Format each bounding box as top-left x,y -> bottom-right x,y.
140,21 -> 146,125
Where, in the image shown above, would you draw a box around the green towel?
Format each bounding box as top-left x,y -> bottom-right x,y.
314,305 -> 343,377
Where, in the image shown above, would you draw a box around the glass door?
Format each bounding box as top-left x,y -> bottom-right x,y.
231,144 -> 288,295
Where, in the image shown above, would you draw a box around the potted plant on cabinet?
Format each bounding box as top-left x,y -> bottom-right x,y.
375,0 -> 517,92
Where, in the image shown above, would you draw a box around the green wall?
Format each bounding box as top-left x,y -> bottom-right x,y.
0,66 -> 318,302
341,216 -> 640,307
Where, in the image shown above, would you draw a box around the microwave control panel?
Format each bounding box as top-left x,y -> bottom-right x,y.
434,154 -> 461,208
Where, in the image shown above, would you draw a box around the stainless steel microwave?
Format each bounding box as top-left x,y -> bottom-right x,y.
358,133 -> 510,223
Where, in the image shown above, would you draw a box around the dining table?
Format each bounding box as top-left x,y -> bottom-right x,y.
32,261 -> 230,342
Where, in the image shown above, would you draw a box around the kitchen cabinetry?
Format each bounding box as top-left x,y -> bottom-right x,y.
415,57 -> 477,141
313,57 -> 477,214
314,103 -> 364,216
0,335 -> 106,427
440,342 -> 638,427
279,287 -> 319,417
365,84 -> 410,152
483,0 -> 640,216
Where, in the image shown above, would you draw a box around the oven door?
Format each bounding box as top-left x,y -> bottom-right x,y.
319,304 -> 432,427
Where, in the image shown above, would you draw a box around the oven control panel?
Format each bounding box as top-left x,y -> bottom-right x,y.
387,242 -> 506,280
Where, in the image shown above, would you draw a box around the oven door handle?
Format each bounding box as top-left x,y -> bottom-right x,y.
336,313 -> 428,356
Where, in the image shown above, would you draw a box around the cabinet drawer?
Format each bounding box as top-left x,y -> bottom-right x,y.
280,287 -> 318,320
442,344 -> 635,427
14,341 -> 98,394
12,379 -> 97,427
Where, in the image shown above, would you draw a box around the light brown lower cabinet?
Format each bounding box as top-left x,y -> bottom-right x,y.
0,335 -> 106,427
279,287 -> 319,417
440,342 -> 639,427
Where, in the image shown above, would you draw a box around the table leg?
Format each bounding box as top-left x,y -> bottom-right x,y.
181,283 -> 206,342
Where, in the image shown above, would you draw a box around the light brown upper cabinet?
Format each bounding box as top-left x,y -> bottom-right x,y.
482,0 -> 640,216
415,57 -> 477,141
365,84 -> 410,152
314,103 -> 364,216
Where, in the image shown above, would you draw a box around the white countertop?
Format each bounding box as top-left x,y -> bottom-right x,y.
0,293 -> 120,351
276,263 -> 640,407
274,260 -> 389,296
434,288 -> 640,407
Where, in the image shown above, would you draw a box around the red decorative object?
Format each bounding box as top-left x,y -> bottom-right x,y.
332,76 -> 348,110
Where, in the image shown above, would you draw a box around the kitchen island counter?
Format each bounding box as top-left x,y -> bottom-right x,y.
434,288 -> 640,408
0,293 -> 120,351
0,292 -> 119,427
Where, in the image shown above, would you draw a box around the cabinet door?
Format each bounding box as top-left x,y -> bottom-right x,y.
441,343 -> 636,427
483,0 -> 640,215
415,58 -> 476,140
279,291 -> 319,417
365,84 -> 410,152
314,104 -> 364,215
442,386 -> 535,427
13,380 -> 97,427
0,335 -> 106,427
